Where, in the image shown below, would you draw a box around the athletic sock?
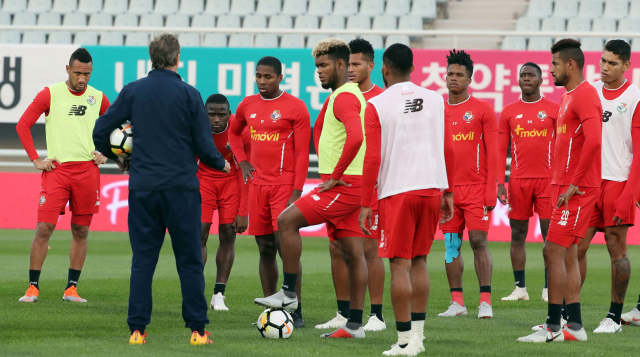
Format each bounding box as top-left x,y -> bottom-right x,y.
637,294 -> 640,310
450,288 -> 464,306
281,272 -> 297,297
396,321 -> 411,348
191,325 -> 205,336
566,302 -> 583,330
130,326 -> 145,335
546,303 -> 563,332
562,300 -> 568,320
65,269 -> 81,290
411,314 -> 425,339
345,309 -> 363,330
608,302 -> 624,324
544,269 -> 548,289
337,300 -> 350,319
294,303 -> 302,318
371,304 -> 383,321
29,269 -> 41,290
213,283 -> 226,295
513,270 -> 525,288
480,286 -> 491,305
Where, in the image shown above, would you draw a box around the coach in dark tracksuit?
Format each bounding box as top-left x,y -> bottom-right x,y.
93,33 -> 230,340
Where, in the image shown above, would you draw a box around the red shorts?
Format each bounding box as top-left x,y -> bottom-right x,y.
589,179 -> 635,229
38,161 -> 100,226
508,178 -> 551,220
547,184 -> 600,248
378,193 -> 440,259
295,186 -> 362,241
248,184 -> 293,235
200,177 -> 240,224
440,184 -> 491,233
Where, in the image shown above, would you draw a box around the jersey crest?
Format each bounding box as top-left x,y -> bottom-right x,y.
463,111 -> 474,122
87,96 -> 96,106
270,110 -> 281,121
537,111 -> 547,120
617,102 -> 628,114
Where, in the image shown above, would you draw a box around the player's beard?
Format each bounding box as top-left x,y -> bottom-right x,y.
322,71 -> 339,90
553,71 -> 567,87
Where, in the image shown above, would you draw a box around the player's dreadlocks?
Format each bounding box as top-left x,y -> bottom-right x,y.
446,49 -> 474,78
312,37 -> 350,64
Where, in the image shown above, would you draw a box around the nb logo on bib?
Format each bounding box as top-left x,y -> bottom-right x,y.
404,99 -> 424,113
68,105 -> 87,116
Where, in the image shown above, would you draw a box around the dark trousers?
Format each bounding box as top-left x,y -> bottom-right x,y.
127,190 -> 209,332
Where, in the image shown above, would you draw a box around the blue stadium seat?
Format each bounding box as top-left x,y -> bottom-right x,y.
139,13 -> 163,27
74,31 -> 98,44
125,32 -> 149,46
269,14 -> 293,28
229,0 -> 255,16
0,30 -> 21,43
0,11 -> 10,25
359,0 -> 384,17
566,17 -> 591,31
77,0 -> 102,13
553,0 -> 578,18
63,13 -> 87,26
294,14 -> 318,29
203,33 -> 227,46
526,0 -> 553,18
27,0 -> 52,13
99,31 -> 124,45
102,0 -> 128,14
307,0 -> 332,16
228,33 -> 252,47
306,34 -> 326,48
632,39 -> 640,52
515,17 -> 540,32
205,0 -> 230,15
320,14 -> 345,29
398,15 -> 423,30
280,33 -> 304,47
114,13 -> 139,27
333,0 -> 358,17
52,0 -> 77,13
129,0 -> 154,15
2,0 -> 27,13
217,14 -> 240,28
541,17 -> 565,32
501,36 -> 527,50
629,1 -> 640,18
361,34 -> 382,49
281,0 -> 307,16
603,0 -> 629,19
154,0 -> 179,15
166,13 -> 190,27
13,12 -> 37,26
578,0 -> 604,19
256,0 -> 281,15
22,30 -> 47,44
179,0 -> 204,15
372,14 -> 396,30
527,36 -> 552,50
191,14 -> 215,27
243,14 -> 267,28
179,32 -> 201,46
591,17 -> 616,32
411,0 -> 437,20
37,12 -> 62,26
255,33 -> 278,47
49,30 -> 72,44
385,34 -> 409,47
346,14 -> 371,30
580,37 -> 605,51
385,0 -> 410,16
89,13 -> 113,26
618,18 -> 640,33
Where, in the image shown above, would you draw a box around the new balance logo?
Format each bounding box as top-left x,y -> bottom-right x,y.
250,113 -> 257,118
68,105 -> 87,116
404,98 -> 424,113
516,114 -> 523,119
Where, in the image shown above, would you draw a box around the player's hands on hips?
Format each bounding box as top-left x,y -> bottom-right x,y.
239,160 -> 255,183
287,189 -> 302,207
33,157 -> 61,172
359,207 -> 373,236
221,160 -> 231,173
440,191 -> 454,224
497,184 -> 508,205
613,191 -> 634,225
557,184 -> 584,209
317,178 -> 351,193
91,151 -> 108,165
115,157 -> 130,171
484,186 -> 496,211
232,215 -> 248,233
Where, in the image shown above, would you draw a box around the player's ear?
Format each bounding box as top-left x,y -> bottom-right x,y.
410,64 -> 414,74
623,60 -> 631,72
277,73 -> 283,84
66,65 -> 70,75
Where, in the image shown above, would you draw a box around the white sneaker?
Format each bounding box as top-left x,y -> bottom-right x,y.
315,312 -> 348,329
621,307 -> 640,326
478,302 -> 493,318
501,287 -> 529,301
210,292 -> 228,311
254,289 -> 298,312
438,301 -> 467,317
517,326 -> 564,343
541,288 -> 548,302
532,317 -> 567,331
363,314 -> 386,331
410,334 -> 424,353
562,325 -> 587,341
593,318 -> 622,333
382,339 -> 420,356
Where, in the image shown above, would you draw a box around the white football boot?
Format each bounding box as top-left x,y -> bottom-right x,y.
562,325 -> 588,341
254,289 -> 298,312
315,312 -> 348,329
517,326 -> 564,343
478,302 -> 493,318
501,287 -> 529,301
363,314 -> 386,331
382,338 -> 420,356
532,317 -> 567,331
437,301 -> 467,317
541,288 -> 548,302
593,318 -> 622,333
621,307 -> 640,326
210,292 -> 228,311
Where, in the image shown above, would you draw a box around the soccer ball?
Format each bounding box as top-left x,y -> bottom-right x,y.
109,122 -> 133,158
256,309 -> 293,339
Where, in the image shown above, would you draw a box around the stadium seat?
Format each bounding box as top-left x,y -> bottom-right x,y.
385,0 -> 410,16
203,33 -> 227,46
541,17 -> 565,32
228,33 -> 252,47
38,12 -> 61,26
255,33 -> 278,47
128,0 -> 153,15
398,15 -> 422,30
307,0 -> 332,16
100,31 -> 124,45
361,34 -> 382,49
268,14 -> 292,28
139,13 -> 164,27
501,36 -> 527,50
89,13 -> 113,26
205,0 -> 230,15
566,17 -> 591,31
13,12 -> 36,25
166,14 -> 189,27
385,34 -> 409,47
48,30 -> 72,43
553,0 -> 578,18
102,0 -> 128,14
2,0 -> 27,13
63,13 -> 87,26
346,14 -> 371,30
0,30 -> 21,43
321,14 -> 345,29
256,0 -> 281,15
294,14 -> 318,29
217,14 -> 240,28
178,0 -> 203,15
603,0 -> 629,18
359,0 -> 385,17
332,0 -> 358,16
281,0 -> 307,15
578,0 -> 604,19
125,32 -> 149,46
619,18 -> 640,33
27,0 -> 52,13
526,0 -> 552,18
515,17 -> 540,32
630,1 -> 640,18
306,34 -> 326,48
191,14 -> 215,27
243,14 -> 267,28
580,37 -> 604,51
114,13 -> 138,27
411,0 -> 437,19
372,15 -> 396,30
52,0 -> 77,13
632,39 -> 640,52
280,33 -> 304,47
76,0 -> 101,13
337,33 -> 355,42
154,0 -> 179,15
591,17 -> 616,32
73,31 -> 98,44
22,31 -> 47,44
179,32 -> 200,46
229,0 -> 254,15
0,11 -> 10,25
527,36 -> 552,50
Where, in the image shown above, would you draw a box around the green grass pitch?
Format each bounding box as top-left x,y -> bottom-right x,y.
1,228 -> 640,356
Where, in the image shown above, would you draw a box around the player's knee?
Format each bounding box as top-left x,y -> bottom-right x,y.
329,241 -> 342,260
35,222 -> 56,238
218,227 -> 236,247
256,236 -> 278,257
71,224 -> 89,240
444,233 -> 461,263
468,233 -> 487,251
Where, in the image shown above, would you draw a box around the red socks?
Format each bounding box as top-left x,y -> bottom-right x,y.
480,292 -> 491,305
451,291 -> 464,306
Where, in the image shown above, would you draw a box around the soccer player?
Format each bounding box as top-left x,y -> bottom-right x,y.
255,38 -> 369,339
198,94 -> 251,311
228,56 -> 310,327
438,49 -> 498,319
16,48 -> 110,303
497,62 -> 559,302
314,38 -> 387,331
518,39 -> 602,343
359,43 -> 455,356
577,40 -> 640,333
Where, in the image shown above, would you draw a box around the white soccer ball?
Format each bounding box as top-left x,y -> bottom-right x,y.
109,122 -> 133,158
256,309 -> 294,339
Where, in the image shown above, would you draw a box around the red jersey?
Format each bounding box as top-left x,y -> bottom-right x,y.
229,91 -> 311,190
197,115 -> 251,180
362,84 -> 384,101
553,82 -> 603,188
498,97 -> 560,183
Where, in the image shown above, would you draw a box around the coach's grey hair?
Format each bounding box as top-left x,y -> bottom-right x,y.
149,33 -> 180,70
